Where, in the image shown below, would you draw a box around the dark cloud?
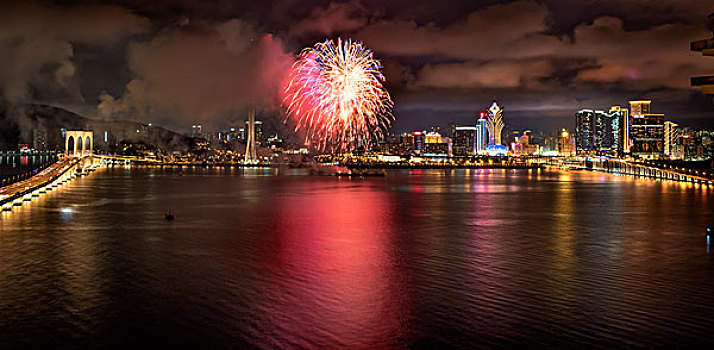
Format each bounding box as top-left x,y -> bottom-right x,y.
97,19 -> 293,127
0,0 -> 711,135
289,0 -> 368,37
0,1 -> 149,104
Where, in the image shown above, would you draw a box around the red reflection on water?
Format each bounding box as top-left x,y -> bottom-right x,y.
255,180 -> 405,347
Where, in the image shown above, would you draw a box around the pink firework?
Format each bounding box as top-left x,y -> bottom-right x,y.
282,38 -> 394,152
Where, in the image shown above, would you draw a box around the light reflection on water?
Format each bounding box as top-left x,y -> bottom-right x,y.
0,167 -> 713,348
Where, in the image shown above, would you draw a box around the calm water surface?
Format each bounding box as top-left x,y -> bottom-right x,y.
1,167 -> 713,348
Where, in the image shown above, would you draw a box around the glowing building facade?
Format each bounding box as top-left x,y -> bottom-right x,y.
476,114 -> 488,154
452,126 -> 477,156
629,100 -> 665,158
664,121 -> 680,158
485,101 -> 504,146
575,106 -> 627,155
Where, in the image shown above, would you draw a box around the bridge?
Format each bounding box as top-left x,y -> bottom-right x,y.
1,155 -> 100,210
541,156 -> 714,185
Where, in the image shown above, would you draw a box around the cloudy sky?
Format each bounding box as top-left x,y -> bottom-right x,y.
1,0 -> 713,134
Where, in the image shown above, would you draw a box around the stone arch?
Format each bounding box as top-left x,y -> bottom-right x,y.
65,131 -> 94,157
67,136 -> 75,156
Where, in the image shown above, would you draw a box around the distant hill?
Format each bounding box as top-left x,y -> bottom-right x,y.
0,103 -> 190,151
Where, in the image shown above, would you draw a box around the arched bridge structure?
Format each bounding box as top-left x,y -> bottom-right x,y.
65,131 -> 93,157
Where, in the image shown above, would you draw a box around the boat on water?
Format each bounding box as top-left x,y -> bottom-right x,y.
165,211 -> 175,220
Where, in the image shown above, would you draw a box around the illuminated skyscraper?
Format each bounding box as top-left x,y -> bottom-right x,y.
610,106 -> 630,154
485,101 -> 504,145
575,106 -> 627,155
629,100 -> 651,115
557,129 -> 575,156
425,132 -> 442,144
412,131 -> 426,153
664,121 -> 680,158
476,112 -> 488,154
629,100 -> 665,158
453,126 -> 477,156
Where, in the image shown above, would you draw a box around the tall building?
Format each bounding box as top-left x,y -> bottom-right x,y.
32,129 -> 47,151
575,109 -> 596,153
476,114 -> 488,154
413,131 -> 426,153
610,106 -> 630,154
512,131 -> 539,155
629,100 -> 665,158
575,106 -> 626,155
664,121 -> 680,158
425,132 -> 442,144
191,124 -> 203,137
423,131 -> 449,155
557,129 -> 576,156
383,133 -> 414,156
452,126 -> 477,156
485,101 -> 504,145
629,100 -> 651,115
448,123 -> 458,138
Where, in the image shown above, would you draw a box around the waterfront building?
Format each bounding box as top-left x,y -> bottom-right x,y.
424,142 -> 450,156
629,100 -> 651,115
476,115 -> 488,154
452,126 -> 477,156
32,129 -> 47,151
511,132 -> 539,156
557,129 -> 576,156
629,100 -> 664,158
611,106 -> 630,154
485,101 -> 504,145
425,132 -> 442,144
575,106 -> 626,155
485,144 -> 508,156
448,122 -> 458,138
384,133 -> 414,156
413,131 -> 426,153
575,109 -> 596,153
664,121 -> 680,158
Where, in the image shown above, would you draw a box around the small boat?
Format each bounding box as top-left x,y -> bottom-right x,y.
165,211 -> 175,220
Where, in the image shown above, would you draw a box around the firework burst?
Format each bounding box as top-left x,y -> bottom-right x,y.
282,38 -> 394,152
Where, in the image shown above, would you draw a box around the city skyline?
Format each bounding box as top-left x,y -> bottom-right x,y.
1,2 -> 714,348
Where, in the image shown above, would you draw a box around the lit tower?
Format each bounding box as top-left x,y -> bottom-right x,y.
476,111 -> 488,154
486,101 -> 504,145
244,106 -> 258,164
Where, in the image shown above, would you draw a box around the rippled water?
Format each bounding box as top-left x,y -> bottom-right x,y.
1,167 -> 713,348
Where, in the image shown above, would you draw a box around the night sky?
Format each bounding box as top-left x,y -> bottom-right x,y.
1,0 -> 713,134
